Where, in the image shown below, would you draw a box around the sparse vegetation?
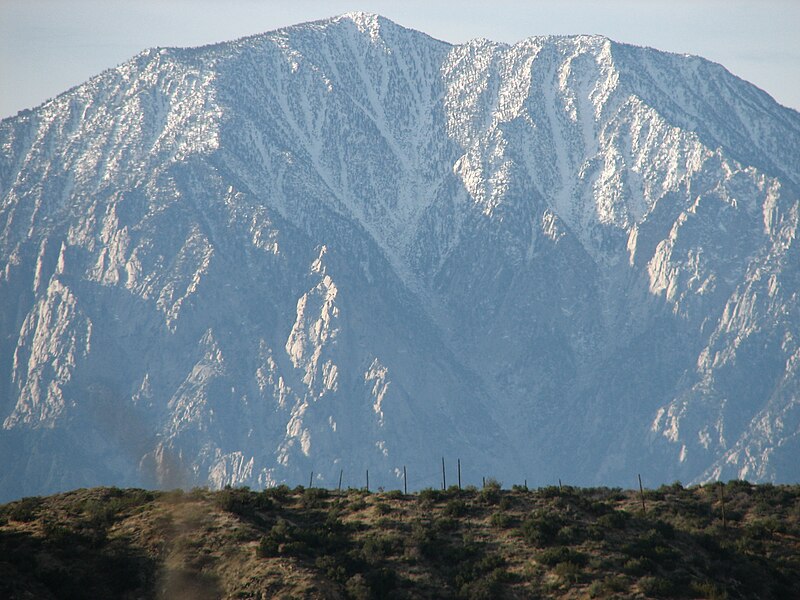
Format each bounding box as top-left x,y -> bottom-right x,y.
1,481 -> 799,598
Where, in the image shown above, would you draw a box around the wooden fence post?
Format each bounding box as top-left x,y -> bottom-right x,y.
638,474 -> 646,514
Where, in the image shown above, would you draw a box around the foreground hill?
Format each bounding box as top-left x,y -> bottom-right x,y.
1,482 -> 799,598
2,13 -> 800,499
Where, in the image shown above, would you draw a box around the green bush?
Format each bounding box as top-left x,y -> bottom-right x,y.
262,484 -> 291,502
301,487 -> 329,509
374,501 -> 391,515
444,499 -> 468,518
365,567 -> 399,597
623,557 -> 655,576
554,561 -> 583,584
215,487 -> 274,517
638,575 -> 675,597
652,519 -> 676,540
621,529 -> 678,564
556,524 -> 587,545
479,487 -> 501,505
588,575 -> 628,597
257,519 -> 299,558
361,534 -> 401,564
690,580 -> 728,600
345,573 -> 371,600
315,555 -> 348,583
537,546 -> 587,567
419,488 -> 447,504
538,485 -> 562,498
521,512 -> 563,546
597,510 -> 629,529
484,478 -> 502,490
458,566 -> 507,599
490,512 -> 513,528
348,497 -> 368,512
7,496 -> 43,522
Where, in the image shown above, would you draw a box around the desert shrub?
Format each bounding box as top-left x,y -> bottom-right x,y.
725,479 -> 752,492
373,501 -> 391,515
658,481 -> 685,494
521,511 -> 563,546
652,519 -> 676,540
215,487 -> 274,517
42,520 -> 91,550
484,478 -> 502,490
444,499 -> 468,518
690,580 -> 729,600
451,550 -> 508,596
643,488 -> 665,502
262,484 -> 291,502
580,487 -> 626,502
345,573 -> 371,600
623,557 -> 656,576
361,534 -> 401,564
588,575 -> 628,597
556,524 -> 587,545
621,529 -> 678,564
490,512 -> 512,528
479,486 -> 501,505
257,519 -> 300,557
554,561 -> 583,584
418,488 -> 447,504
537,546 -> 587,567
498,495 -> 514,510
745,517 -> 782,538
187,487 -> 207,499
365,567 -> 399,596
383,490 -> 403,500
7,496 -> 44,522
408,519 -> 436,557
301,487 -> 329,509
432,516 -> 458,532
84,499 -> 118,527
638,575 -> 675,597
458,566 -> 508,599
348,497 -> 368,512
315,555 -> 349,583
597,510 -> 629,530
694,531 -> 726,556
538,485 -> 562,498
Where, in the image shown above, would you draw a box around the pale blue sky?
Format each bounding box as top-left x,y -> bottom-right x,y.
2,0 -> 799,119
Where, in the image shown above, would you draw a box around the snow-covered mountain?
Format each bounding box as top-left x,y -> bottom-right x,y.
1,13 -> 798,500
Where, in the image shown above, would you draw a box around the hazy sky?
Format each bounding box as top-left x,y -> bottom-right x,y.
2,0 -> 799,119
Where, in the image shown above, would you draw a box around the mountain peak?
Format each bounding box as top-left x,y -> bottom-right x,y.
1,15 -> 799,500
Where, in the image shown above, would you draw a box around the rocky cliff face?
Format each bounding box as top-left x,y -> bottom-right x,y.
1,13 -> 798,500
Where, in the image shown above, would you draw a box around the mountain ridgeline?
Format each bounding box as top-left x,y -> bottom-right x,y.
1,13 -> 799,500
